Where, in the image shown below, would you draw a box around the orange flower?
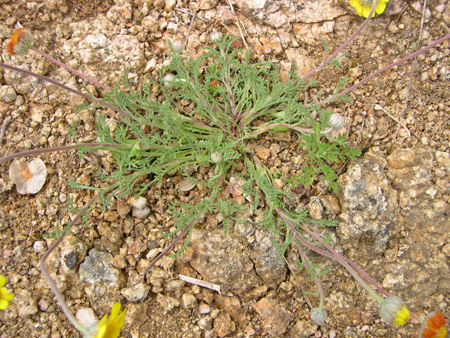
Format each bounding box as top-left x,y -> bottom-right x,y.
6,28 -> 33,55
421,312 -> 447,338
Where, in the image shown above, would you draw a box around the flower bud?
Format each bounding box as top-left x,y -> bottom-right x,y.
211,152 -> 222,163
163,74 -> 176,87
171,40 -> 184,53
7,28 -> 33,56
210,32 -> 223,44
310,307 -> 328,326
329,113 -> 344,130
379,296 -> 410,326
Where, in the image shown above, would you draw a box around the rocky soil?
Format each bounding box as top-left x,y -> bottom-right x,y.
0,0 -> 449,337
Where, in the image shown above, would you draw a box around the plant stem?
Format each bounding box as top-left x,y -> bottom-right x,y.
316,32 -> 450,106
250,123 -> 335,137
301,224 -> 389,297
39,195 -> 98,333
276,207 -> 383,303
32,47 -> 111,91
39,183 -> 119,334
143,214 -> 201,275
301,0 -> 377,79
0,143 -> 123,164
296,242 -> 325,309
0,63 -> 124,115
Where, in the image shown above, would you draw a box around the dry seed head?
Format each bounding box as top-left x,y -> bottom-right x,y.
9,159 -> 47,194
210,152 -> 222,163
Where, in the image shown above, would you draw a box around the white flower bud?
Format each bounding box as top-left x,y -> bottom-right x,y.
310,307 -> 328,326
210,32 -> 223,44
171,40 -> 184,53
211,152 -> 222,163
379,296 -> 410,326
163,74 -> 176,87
329,113 -> 344,130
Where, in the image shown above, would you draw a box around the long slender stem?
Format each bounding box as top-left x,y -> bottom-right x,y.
296,242 -> 325,308
143,214 -> 200,275
0,143 -> 123,164
39,183 -> 119,334
301,224 -> 389,297
301,0 -> 377,79
316,33 -> 450,106
0,63 -> 124,115
276,207 -> 383,303
32,47 -> 110,91
39,194 -> 99,333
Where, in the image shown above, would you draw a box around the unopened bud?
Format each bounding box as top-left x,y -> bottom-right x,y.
310,307 -> 328,326
163,74 -> 176,87
211,152 -> 222,163
329,113 -> 344,130
210,32 -> 223,44
171,40 -> 184,53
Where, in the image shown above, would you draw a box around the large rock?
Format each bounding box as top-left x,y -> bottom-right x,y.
337,151 -> 398,257
189,227 -> 287,298
79,249 -> 124,289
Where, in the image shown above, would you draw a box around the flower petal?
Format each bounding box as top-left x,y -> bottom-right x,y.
0,276 -> 6,288
361,5 -> 372,18
435,326 -> 447,338
427,312 -> 446,331
0,299 -> 8,310
393,306 -> 410,325
2,292 -> 14,302
375,1 -> 387,14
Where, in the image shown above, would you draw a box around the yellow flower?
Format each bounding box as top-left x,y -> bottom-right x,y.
0,275 -> 15,310
349,0 -> 389,18
379,296 -> 410,326
91,303 -> 127,338
393,305 -> 410,325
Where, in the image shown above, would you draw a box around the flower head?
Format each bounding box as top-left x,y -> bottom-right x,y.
0,275 -> 15,310
310,306 -> 328,326
171,40 -> 184,53
6,28 -> 33,55
87,303 -> 127,338
379,296 -> 410,325
210,32 -> 223,44
329,113 -> 345,130
349,0 -> 389,18
421,312 -> 447,338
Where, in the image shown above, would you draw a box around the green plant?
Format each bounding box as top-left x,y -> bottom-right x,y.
79,35 -> 355,253
1,0 -> 450,336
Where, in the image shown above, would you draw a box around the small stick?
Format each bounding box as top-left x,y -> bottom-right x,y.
374,104 -> 411,138
143,215 -> 201,276
179,274 -> 221,294
174,8 -> 207,22
391,0 -> 427,146
226,0 -> 249,50
184,10 -> 197,50
0,116 -> 12,144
